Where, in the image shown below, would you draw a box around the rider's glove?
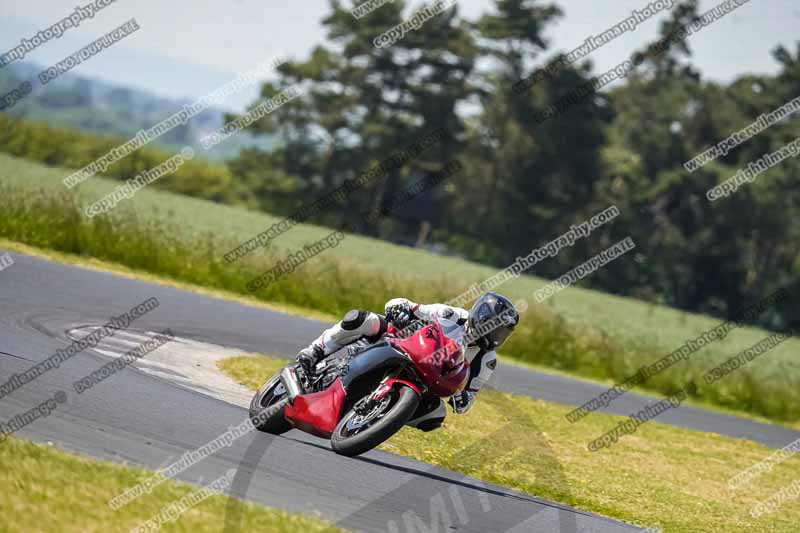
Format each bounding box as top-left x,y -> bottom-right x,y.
296,345 -> 324,376
448,391 -> 475,414
385,300 -> 415,330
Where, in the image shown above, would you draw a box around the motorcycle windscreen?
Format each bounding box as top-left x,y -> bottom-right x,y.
284,378 -> 346,439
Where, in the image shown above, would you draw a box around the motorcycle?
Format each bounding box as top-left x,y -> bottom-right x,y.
248,317 -> 470,456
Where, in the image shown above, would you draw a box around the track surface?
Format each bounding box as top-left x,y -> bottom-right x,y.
1,252 -> 795,531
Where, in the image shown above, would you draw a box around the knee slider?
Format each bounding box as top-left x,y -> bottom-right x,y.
416,419 -> 444,432
409,398 -> 446,432
342,310 -> 368,331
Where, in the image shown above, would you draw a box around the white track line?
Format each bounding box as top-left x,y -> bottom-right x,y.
67,326 -> 253,408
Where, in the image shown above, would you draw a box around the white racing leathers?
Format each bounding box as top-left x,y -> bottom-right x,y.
303,298 -> 496,430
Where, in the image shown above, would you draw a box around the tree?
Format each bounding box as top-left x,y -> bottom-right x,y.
229,0 -> 478,239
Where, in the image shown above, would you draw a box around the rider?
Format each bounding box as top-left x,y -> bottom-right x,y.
295,292 -> 519,431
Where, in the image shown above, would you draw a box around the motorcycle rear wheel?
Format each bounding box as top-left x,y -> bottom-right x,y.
249,373 -> 292,435
331,385 -> 420,457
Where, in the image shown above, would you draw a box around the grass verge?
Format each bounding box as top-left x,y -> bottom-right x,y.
0,436 -> 344,533
219,354 -> 800,533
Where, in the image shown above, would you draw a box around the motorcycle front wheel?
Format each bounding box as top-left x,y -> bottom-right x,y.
330,385 -> 420,457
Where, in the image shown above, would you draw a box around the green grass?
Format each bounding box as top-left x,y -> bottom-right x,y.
0,435 -> 345,533
218,354 -> 800,533
1,152 -> 799,422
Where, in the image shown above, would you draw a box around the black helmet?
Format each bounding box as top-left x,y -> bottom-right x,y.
468,292 -> 519,350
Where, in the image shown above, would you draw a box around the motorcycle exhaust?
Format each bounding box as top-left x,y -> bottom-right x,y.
280,366 -> 304,405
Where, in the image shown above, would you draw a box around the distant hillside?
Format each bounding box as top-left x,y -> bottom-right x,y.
0,62 -> 276,162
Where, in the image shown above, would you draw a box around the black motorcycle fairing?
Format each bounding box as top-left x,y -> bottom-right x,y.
340,341 -> 412,397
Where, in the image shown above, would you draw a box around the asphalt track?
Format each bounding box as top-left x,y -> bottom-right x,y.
1,251 -> 796,532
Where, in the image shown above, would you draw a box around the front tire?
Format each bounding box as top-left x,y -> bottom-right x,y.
331,385 -> 419,457
249,373 -> 292,435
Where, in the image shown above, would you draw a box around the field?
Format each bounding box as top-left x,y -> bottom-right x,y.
219,354 -> 800,533
1,152 -> 798,422
0,435 -> 343,533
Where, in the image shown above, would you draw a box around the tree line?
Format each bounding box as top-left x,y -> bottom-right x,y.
228,0 -> 800,328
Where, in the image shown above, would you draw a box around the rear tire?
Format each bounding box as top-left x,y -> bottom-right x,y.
249,374 -> 292,435
331,385 -> 419,457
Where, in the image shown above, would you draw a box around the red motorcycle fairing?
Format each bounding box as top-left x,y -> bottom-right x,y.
388,322 -> 469,397
284,378 -> 346,439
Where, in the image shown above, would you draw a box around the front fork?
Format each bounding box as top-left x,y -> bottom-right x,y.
354,373 -> 422,415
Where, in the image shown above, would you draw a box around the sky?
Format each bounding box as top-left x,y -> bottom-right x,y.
0,0 -> 797,112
